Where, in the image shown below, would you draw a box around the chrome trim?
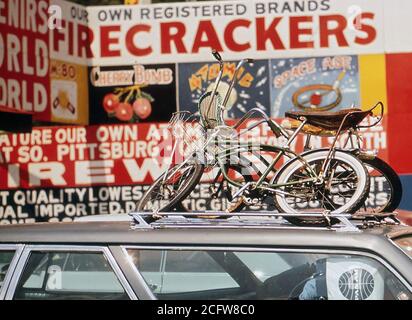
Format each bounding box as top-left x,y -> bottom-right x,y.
4,247 -> 30,300
129,213 -> 151,229
120,247 -> 157,300
75,214 -> 132,222
129,211 -> 360,232
122,245 -> 412,296
0,244 -> 24,300
152,224 -> 335,231
4,245 -> 137,300
102,247 -> 138,300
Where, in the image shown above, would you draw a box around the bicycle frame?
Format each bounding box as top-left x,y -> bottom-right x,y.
209,121 -> 319,197
209,104 -> 380,200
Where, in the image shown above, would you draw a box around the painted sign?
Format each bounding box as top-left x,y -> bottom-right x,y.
0,118 -> 389,223
86,0 -> 384,65
88,63 -> 177,124
270,55 -> 360,117
0,0 -> 91,124
178,60 -> 270,118
0,0 -> 50,121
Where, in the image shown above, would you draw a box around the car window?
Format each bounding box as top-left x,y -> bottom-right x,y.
127,249 -> 412,300
128,250 -> 239,295
13,251 -> 129,300
235,251 -> 313,281
0,251 -> 15,291
394,236 -> 412,258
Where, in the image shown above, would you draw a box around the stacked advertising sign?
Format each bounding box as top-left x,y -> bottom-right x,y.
0,119 -> 387,223
0,1 -> 50,121
0,0 -> 411,223
0,124 -> 167,223
0,0 -> 89,124
0,1 -> 88,124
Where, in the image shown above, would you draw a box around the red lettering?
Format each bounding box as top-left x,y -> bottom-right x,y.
68,21 -> 74,56
78,24 -> 94,58
224,19 -> 251,52
192,20 -> 223,53
101,26 -> 121,57
290,16 -> 314,49
161,22 -> 187,54
256,17 -> 285,50
320,15 -> 349,48
53,20 -> 66,53
126,24 -> 152,56
354,13 -> 377,45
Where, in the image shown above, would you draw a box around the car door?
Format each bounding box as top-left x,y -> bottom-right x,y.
118,246 -> 412,300
4,245 -> 137,300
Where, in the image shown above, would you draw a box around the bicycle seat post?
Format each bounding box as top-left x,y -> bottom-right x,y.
304,134 -> 312,152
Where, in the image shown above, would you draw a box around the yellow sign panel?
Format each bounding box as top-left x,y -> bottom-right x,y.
50,60 -> 89,125
359,54 -> 388,115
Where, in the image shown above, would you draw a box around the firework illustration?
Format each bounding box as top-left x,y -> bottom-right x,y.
178,60 -> 271,119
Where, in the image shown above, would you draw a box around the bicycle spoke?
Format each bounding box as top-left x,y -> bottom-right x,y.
320,191 -> 338,211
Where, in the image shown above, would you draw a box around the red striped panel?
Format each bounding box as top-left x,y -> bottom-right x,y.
386,53 -> 412,174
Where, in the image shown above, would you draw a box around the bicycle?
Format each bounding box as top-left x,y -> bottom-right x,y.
138,51 -> 372,225
175,102 -> 400,216
282,103 -> 402,214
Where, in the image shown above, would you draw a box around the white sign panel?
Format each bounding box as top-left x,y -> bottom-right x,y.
84,0 -> 384,65
29,0 -> 412,66
383,0 -> 412,54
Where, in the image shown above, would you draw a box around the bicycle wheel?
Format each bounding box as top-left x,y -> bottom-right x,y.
178,144 -> 286,213
137,162 -> 204,212
360,157 -> 402,213
273,150 -> 370,225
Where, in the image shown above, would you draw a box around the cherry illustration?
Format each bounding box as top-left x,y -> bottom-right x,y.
103,93 -> 119,113
105,85 -> 154,122
133,98 -> 152,120
115,103 -> 133,121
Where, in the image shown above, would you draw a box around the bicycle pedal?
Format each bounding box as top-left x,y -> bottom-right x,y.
244,197 -> 260,205
226,197 -> 245,213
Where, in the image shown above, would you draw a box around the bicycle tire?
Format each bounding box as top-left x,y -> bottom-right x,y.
301,149 -> 402,213
137,162 -> 204,212
272,150 -> 370,226
361,157 -> 402,213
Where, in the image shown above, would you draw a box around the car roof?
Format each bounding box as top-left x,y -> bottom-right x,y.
1,214 -> 410,287
0,217 -> 410,248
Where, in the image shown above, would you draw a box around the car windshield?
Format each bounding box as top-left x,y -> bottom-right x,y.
394,236 -> 412,258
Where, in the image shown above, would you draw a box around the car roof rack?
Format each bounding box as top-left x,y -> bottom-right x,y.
74,210 -> 402,232
127,211 -> 375,233
350,211 -> 402,228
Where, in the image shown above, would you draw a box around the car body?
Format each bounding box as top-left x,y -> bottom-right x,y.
0,212 -> 411,300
